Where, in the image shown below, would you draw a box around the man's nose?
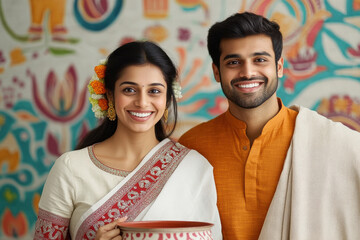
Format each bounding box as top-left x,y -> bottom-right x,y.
239,62 -> 255,79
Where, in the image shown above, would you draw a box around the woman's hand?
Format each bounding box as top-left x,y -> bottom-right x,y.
95,216 -> 127,240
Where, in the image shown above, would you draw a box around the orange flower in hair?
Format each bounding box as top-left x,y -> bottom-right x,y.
98,98 -> 109,111
88,59 -> 109,119
94,65 -> 106,79
90,80 -> 106,94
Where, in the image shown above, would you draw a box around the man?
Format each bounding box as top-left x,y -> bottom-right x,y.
178,12 -> 360,240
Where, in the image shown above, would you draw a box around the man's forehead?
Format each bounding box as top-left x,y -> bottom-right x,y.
219,37 -> 274,58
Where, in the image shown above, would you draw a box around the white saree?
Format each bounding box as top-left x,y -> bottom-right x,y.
34,139 -> 222,240
259,106 -> 360,239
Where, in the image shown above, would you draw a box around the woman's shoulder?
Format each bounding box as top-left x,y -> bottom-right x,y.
53,146 -> 91,170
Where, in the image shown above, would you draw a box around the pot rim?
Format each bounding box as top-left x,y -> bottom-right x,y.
118,220 -> 214,233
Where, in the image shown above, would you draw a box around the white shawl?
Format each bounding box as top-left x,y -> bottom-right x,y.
259,106 -> 360,239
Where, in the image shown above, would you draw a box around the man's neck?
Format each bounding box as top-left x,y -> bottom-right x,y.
228,96 -> 280,146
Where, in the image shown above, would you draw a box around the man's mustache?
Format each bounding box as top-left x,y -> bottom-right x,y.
231,76 -> 267,85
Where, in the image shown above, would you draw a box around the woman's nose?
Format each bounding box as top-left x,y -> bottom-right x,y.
134,92 -> 149,107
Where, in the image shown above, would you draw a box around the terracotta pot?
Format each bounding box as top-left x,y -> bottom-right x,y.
118,220 -> 213,240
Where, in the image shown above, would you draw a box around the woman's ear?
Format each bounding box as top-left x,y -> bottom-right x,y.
106,92 -> 113,101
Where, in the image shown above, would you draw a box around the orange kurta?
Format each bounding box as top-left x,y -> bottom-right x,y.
178,99 -> 298,240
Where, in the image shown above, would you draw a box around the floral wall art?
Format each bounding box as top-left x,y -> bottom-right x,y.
0,0 -> 360,239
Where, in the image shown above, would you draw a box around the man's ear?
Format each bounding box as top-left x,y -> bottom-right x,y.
212,63 -> 221,83
277,57 -> 284,78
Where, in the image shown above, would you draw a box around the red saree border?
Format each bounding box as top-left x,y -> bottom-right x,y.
76,141 -> 190,240
34,208 -> 70,240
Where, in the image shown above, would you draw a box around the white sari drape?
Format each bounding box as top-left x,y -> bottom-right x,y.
259,106 -> 360,239
34,139 -> 222,240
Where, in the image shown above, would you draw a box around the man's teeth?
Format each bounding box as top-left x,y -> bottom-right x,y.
238,83 -> 260,88
130,112 -> 152,117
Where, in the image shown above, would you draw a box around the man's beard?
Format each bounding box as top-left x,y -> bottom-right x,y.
219,75 -> 278,109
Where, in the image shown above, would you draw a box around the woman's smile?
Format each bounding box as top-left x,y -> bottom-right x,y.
128,110 -> 154,121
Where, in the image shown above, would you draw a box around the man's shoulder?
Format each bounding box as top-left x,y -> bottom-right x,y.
296,106 -> 360,139
180,114 -> 226,136
178,113 -> 226,145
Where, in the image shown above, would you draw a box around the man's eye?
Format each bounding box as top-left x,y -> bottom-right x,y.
255,58 -> 266,62
227,60 -> 239,65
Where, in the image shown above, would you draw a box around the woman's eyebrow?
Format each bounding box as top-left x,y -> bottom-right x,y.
119,81 -> 137,86
149,83 -> 166,88
119,81 -> 165,88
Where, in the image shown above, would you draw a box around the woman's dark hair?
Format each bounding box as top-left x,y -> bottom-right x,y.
76,41 -> 178,149
207,11 -> 283,68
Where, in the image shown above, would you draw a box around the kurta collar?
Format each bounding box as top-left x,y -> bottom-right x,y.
224,109 -> 247,129
261,98 -> 287,134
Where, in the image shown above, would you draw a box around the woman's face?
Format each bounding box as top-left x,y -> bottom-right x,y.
112,64 -> 167,135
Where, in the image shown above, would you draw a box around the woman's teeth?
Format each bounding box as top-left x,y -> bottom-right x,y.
130,112 -> 152,118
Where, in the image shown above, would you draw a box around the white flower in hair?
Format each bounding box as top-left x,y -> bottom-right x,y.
172,81 -> 182,100
99,59 -> 107,65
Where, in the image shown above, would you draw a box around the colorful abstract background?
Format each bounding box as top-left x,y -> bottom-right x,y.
1,0 -> 360,239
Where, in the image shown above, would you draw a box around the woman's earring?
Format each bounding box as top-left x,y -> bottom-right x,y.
107,101 -> 116,121
163,108 -> 168,123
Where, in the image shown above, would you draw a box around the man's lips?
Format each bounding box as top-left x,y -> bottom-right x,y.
231,79 -> 265,93
234,82 -> 261,89
231,77 -> 267,92
230,76 -> 267,85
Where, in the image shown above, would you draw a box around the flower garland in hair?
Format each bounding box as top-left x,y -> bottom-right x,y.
173,81 -> 182,100
88,59 -> 108,119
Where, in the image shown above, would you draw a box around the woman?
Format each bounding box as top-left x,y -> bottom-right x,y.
34,41 -> 222,240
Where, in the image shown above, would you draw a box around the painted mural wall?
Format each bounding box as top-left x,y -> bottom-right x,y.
0,0 -> 359,239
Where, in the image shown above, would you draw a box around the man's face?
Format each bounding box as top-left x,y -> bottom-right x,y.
212,34 -> 283,109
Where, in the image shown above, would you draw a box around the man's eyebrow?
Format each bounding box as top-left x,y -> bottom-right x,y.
223,54 -> 242,61
223,51 -> 272,61
253,51 -> 272,57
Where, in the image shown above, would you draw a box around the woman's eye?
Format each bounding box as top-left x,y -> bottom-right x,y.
149,89 -> 161,94
123,88 -> 135,93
